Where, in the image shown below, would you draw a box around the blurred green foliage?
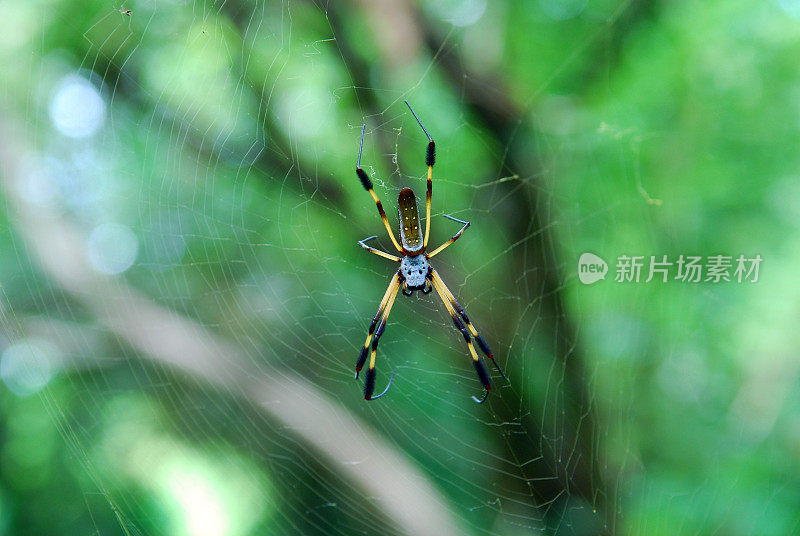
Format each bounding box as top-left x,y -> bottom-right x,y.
0,0 -> 798,535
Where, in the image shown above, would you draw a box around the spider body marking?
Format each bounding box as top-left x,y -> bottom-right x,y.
353,101 -> 508,403
399,254 -> 429,291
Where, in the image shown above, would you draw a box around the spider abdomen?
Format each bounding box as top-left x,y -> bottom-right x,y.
397,187 -> 424,254
400,254 -> 430,290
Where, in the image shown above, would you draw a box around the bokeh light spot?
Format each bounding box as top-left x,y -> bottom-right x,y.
88,223 -> 139,275
17,154 -> 59,208
168,470 -> 230,536
1,340 -> 55,396
49,74 -> 106,138
429,0 -> 487,27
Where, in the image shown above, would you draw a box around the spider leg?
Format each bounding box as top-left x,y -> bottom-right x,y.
356,124 -> 403,253
430,268 -> 508,381
358,236 -> 401,262
427,215 -> 470,259
429,273 -> 492,403
472,389 -> 490,404
356,271 -> 401,379
404,101 -> 435,248
364,278 -> 402,400
369,370 -> 395,400
402,282 -> 413,296
422,280 -> 433,294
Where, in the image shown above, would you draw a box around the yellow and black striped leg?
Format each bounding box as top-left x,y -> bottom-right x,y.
427,215 -> 470,258
430,268 -> 508,381
364,279 -> 402,400
356,125 -> 403,253
429,274 -> 492,403
404,100 -> 435,248
356,272 -> 401,379
358,236 -> 402,262
424,160 -> 432,248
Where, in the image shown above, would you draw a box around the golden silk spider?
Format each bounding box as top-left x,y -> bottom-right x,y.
353,101 -> 507,403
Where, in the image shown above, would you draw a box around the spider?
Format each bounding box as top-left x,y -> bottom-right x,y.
353,101 -> 507,403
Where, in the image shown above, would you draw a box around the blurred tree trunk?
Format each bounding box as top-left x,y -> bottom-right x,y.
415,27 -> 609,532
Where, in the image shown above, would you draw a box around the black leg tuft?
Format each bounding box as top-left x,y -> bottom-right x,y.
473,359 -> 492,391
356,168 -> 372,191
364,368 -> 376,400
355,347 -> 368,378
475,335 -> 493,358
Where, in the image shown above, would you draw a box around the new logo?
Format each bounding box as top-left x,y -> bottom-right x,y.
578,253 -> 608,285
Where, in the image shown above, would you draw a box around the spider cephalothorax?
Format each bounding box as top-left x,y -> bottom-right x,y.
352,101 -> 507,403
399,254 -> 429,292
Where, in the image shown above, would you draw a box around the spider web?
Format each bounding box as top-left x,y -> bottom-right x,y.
0,1 -> 797,535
